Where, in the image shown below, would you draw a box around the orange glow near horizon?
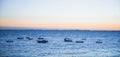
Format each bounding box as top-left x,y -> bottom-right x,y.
0,17 -> 120,30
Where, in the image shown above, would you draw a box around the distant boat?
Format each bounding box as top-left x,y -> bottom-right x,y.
64,38 -> 72,42
37,38 -> 48,43
82,38 -> 86,40
26,37 -> 33,40
17,37 -> 24,39
38,37 -> 44,39
76,40 -> 84,43
6,40 -> 13,43
96,39 -> 102,43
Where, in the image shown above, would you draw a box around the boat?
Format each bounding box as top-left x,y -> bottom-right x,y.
64,38 -> 72,42
6,40 -> 13,43
26,37 -> 33,40
37,38 -> 48,43
82,38 -> 86,40
76,40 -> 84,43
38,37 -> 44,39
17,37 -> 24,39
96,39 -> 102,43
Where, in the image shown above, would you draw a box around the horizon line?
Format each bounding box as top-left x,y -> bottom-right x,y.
0,26 -> 120,31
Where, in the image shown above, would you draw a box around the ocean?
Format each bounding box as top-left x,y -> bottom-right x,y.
0,30 -> 120,57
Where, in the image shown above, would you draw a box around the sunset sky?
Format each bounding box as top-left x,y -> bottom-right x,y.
0,0 -> 120,30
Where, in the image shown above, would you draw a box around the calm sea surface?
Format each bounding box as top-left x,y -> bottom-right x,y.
0,30 -> 120,57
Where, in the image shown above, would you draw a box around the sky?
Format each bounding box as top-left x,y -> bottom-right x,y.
0,0 -> 120,30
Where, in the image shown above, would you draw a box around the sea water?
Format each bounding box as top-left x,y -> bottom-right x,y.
0,30 -> 120,57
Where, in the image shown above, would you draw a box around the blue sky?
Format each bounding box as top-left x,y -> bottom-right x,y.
0,0 -> 120,17
0,0 -> 120,30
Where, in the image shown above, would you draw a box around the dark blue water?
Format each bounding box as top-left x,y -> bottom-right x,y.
0,30 -> 120,57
